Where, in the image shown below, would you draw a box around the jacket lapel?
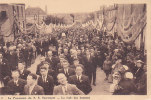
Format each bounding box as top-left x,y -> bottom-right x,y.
31,85 -> 37,95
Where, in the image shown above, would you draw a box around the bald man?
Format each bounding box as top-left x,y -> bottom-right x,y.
53,73 -> 84,95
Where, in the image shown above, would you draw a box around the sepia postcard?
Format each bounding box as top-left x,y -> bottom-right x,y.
0,0 -> 151,100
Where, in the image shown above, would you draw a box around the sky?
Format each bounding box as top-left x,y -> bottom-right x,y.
0,0 -> 115,14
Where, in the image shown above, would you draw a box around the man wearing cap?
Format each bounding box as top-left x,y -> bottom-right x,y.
133,60 -> 144,83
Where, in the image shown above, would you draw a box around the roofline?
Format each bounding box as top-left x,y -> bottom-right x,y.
0,3 -> 25,6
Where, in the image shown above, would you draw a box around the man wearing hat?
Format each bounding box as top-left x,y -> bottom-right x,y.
133,60 -> 144,83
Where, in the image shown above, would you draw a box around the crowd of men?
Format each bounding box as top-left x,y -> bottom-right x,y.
0,27 -> 147,95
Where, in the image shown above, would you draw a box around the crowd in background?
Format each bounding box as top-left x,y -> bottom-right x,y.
0,28 -> 147,95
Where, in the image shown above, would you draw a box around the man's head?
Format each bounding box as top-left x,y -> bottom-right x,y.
57,73 -> 67,85
73,59 -> 79,66
63,48 -> 68,54
47,51 -> 52,57
27,73 -> 37,85
85,49 -> 90,55
62,60 -> 69,69
18,62 -> 25,70
136,60 -> 144,68
40,66 -> 48,77
75,66 -> 83,76
12,70 -> 20,80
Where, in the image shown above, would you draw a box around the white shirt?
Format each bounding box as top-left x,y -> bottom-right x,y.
76,75 -> 82,81
42,75 -> 47,82
64,69 -> 68,74
14,79 -> 18,85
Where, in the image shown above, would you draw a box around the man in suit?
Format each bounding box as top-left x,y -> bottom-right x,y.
18,62 -> 31,80
82,49 -> 93,84
133,60 -> 144,83
24,73 -> 44,95
37,66 -> 54,95
53,73 -> 84,95
69,66 -> 92,94
8,46 -> 18,71
36,56 -> 46,75
7,70 -> 26,95
58,60 -> 75,80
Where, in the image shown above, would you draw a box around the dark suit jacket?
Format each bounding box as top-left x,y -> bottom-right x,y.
58,68 -> 75,79
0,58 -> 11,80
8,52 -> 18,70
69,75 -> 92,94
82,55 -> 93,74
37,75 -> 54,95
45,56 -> 60,72
134,67 -> 144,82
53,84 -> 84,95
19,69 -> 31,80
113,79 -> 136,95
24,84 -> 44,95
7,78 -> 26,95
36,61 -> 45,75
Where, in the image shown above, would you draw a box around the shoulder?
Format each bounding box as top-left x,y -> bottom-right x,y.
35,85 -> 44,90
54,85 -> 61,90
59,68 -> 63,72
69,68 -> 75,71
69,75 -> 76,79
47,75 -> 53,80
24,69 -> 31,73
24,85 -> 28,89
82,75 -> 88,79
8,80 -> 13,84
19,78 -> 26,83
68,84 -> 77,88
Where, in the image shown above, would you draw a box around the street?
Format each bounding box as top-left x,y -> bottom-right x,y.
28,56 -> 112,95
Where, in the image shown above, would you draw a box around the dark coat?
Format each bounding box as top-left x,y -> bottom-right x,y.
37,75 -> 54,95
58,68 -> 75,79
45,56 -> 60,72
68,75 -> 92,94
7,78 -> 26,95
113,79 -> 136,95
19,69 -> 31,80
8,51 -> 18,70
0,58 -> 11,80
133,67 -> 144,82
82,55 -> 94,75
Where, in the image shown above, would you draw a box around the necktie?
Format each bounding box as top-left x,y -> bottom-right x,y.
77,76 -> 80,82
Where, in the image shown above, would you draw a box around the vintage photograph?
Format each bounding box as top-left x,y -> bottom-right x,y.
0,0 -> 147,95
